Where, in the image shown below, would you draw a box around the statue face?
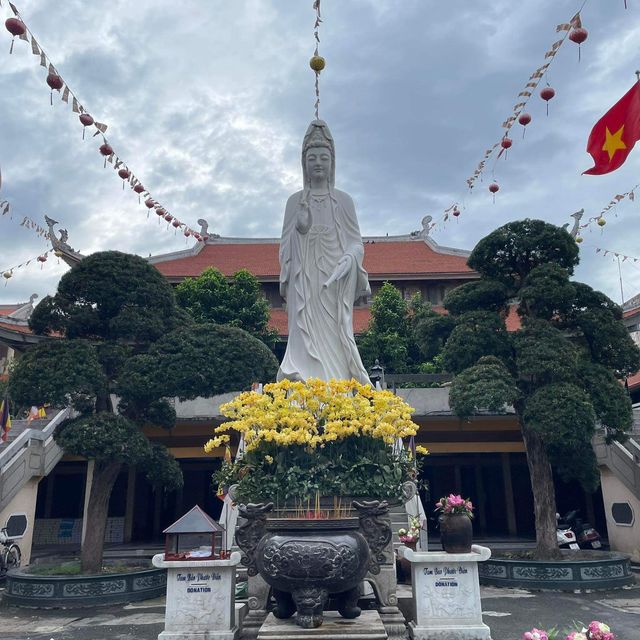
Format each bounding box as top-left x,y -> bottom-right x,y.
305,146 -> 332,183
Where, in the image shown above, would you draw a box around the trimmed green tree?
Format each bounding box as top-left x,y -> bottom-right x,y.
175,267 -> 278,351
358,282 -> 442,374
423,220 -> 639,558
8,251 -> 278,572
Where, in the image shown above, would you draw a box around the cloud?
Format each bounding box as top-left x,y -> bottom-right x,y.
1,0 -> 639,307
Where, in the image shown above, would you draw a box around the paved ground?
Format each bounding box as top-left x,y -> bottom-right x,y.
1,582 -> 639,640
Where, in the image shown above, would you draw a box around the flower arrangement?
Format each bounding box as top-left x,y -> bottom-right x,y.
435,494 -> 474,518
522,621 -> 614,640
207,378 -> 422,505
523,629 -> 548,640
398,516 -> 421,544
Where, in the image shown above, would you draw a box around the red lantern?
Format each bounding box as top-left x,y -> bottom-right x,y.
540,86 -> 555,116
46,73 -> 63,106
99,143 -> 113,168
5,18 -> 26,54
164,213 -> 173,222
184,229 -> 191,238
193,233 -> 202,242
569,27 -> 588,61
79,113 -> 94,139
500,137 -> 512,159
489,182 -> 499,203
37,254 -> 47,268
452,207 -> 460,219
518,112 -> 531,138
133,183 -> 145,204
172,219 -> 181,228
156,207 -> 166,217
118,168 -> 131,190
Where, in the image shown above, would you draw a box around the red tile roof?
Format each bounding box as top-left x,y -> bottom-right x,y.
0,321 -> 33,334
154,240 -> 474,279
0,306 -> 20,317
627,370 -> 640,391
504,305 -> 522,332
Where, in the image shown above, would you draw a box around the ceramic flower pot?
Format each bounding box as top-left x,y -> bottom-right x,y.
439,513 -> 473,553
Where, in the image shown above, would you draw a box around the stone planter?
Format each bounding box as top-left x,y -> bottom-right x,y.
4,566 -> 166,608
439,513 -> 473,553
477,550 -> 634,591
236,500 -> 392,630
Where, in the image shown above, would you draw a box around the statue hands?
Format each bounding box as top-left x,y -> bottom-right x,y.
323,254 -> 353,288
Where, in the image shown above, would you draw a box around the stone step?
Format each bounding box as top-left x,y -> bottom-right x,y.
257,610 -> 387,640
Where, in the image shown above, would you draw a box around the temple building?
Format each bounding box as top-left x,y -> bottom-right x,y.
0,226 -> 638,560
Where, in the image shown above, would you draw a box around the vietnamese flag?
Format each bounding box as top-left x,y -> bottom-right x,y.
584,82 -> 640,175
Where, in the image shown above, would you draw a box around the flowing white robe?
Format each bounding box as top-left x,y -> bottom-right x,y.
278,188 -> 371,384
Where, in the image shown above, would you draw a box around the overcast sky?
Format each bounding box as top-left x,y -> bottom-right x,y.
1,0 -> 640,307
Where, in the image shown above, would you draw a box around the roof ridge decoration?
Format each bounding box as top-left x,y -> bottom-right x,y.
6,294 -> 38,323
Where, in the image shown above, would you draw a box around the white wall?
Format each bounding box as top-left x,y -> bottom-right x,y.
600,467 -> 640,563
0,477 -> 40,565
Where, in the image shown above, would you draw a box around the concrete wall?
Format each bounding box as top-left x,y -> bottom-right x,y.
600,467 -> 640,563
0,477 -> 40,565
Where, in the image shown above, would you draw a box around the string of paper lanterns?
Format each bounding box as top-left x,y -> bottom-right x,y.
432,6 -> 590,231
1,249 -> 52,285
1,1 -> 205,244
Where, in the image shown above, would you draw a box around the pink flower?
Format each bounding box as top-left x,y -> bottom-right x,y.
523,628 -> 548,640
587,622 -> 613,640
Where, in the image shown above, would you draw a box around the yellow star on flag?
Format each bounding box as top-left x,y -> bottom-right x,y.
602,125 -> 627,161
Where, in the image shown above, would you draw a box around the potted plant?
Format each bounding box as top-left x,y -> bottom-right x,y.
207,378 -> 421,628
435,494 -> 474,553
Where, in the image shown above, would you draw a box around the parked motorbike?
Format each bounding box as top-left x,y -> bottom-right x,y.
562,509 -> 602,549
556,514 -> 580,550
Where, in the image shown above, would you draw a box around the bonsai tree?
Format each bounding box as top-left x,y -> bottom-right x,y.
419,220 -> 639,558
8,251 -> 278,572
175,267 -> 278,351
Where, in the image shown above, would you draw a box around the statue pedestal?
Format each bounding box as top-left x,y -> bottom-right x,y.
152,552 -> 242,640
398,545 -> 492,640
257,610 -> 387,640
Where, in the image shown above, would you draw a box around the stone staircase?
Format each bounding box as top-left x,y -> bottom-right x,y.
0,408 -> 70,513
594,407 -> 640,500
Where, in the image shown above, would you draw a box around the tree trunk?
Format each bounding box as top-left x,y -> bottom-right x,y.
521,423 -> 561,559
80,461 -> 122,573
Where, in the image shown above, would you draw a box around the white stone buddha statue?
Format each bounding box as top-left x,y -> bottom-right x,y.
277,120 -> 371,384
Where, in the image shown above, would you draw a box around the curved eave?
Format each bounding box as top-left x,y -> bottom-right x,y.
0,324 -> 53,350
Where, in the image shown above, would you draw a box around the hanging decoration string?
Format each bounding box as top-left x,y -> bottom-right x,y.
428,2 -> 593,232
1,0 -> 205,243
310,0 -> 325,120
1,199 -> 50,240
574,181 -> 640,239
465,10 -> 584,194
1,249 -> 51,285
591,245 -> 640,263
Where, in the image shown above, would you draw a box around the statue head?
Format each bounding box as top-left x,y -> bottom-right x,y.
301,120 -> 335,187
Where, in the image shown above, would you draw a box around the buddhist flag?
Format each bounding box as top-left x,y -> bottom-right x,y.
1,397 -> 11,443
584,82 -> 640,175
